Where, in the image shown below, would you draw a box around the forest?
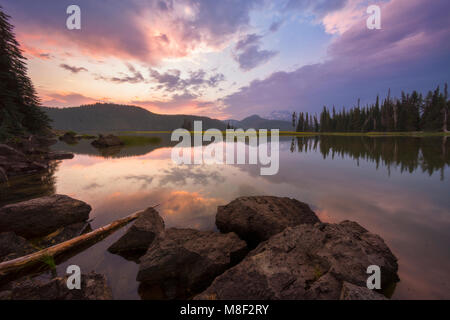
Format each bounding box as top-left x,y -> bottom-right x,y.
293,86 -> 449,133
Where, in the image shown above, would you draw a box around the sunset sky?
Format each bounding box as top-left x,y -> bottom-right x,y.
2,0 -> 449,120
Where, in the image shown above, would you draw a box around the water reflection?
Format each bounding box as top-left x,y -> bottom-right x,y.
1,135 -> 449,299
294,136 -> 449,179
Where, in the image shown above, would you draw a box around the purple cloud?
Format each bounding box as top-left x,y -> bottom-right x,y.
224,0 -> 450,119
59,64 -> 88,74
149,68 -> 225,93
233,33 -> 278,71
96,64 -> 145,84
285,0 -> 349,17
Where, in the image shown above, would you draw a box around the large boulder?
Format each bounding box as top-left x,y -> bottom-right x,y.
196,221 -> 399,300
216,196 -> 320,246
91,134 -> 124,148
0,195 -> 91,238
0,272 -> 113,300
0,232 -> 36,262
137,228 -> 248,299
108,207 -> 165,260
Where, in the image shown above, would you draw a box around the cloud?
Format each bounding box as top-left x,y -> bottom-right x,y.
3,0 -> 265,64
59,63 -> 88,74
233,33 -> 278,71
96,63 -> 145,84
223,0 -> 450,119
21,45 -> 52,60
149,68 -> 225,93
269,20 -> 283,33
41,92 -> 99,107
285,0 -> 350,17
157,166 -> 225,187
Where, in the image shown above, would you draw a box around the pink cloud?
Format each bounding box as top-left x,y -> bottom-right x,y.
41,92 -> 99,108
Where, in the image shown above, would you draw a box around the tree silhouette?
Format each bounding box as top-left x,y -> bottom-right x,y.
0,6 -> 50,141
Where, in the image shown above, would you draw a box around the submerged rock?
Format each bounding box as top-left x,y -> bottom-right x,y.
137,228 -> 247,299
108,207 -> 165,259
34,221 -> 92,249
216,196 -> 321,246
91,134 -> 124,148
196,221 -> 399,300
0,232 -> 36,263
0,195 -> 91,238
0,272 -> 113,300
59,132 -> 78,145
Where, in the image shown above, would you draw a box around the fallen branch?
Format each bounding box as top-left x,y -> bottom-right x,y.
0,207 -> 152,283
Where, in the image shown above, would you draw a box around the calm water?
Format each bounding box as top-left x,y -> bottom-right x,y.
1,135 -> 449,299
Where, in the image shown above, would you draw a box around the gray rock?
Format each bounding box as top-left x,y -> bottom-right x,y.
196,221 -> 398,300
0,272 -> 113,300
0,144 -> 26,158
216,196 -> 321,246
137,228 -> 248,299
59,132 -> 78,145
0,195 -> 91,238
0,166 -> 7,183
0,232 -> 36,262
0,144 -> 47,178
91,134 -> 124,148
45,152 -> 74,160
340,282 -> 387,300
108,207 -> 165,259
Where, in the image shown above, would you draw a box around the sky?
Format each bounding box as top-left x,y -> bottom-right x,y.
2,0 -> 449,120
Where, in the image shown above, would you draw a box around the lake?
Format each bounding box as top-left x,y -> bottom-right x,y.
1,135 -> 449,299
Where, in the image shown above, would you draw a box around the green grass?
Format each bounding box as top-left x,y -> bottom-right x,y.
122,130 -> 449,137
118,135 -> 162,146
40,254 -> 56,270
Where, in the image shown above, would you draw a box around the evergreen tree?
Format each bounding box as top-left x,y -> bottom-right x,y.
292,111 -> 297,131
0,6 -> 50,141
443,83 -> 448,132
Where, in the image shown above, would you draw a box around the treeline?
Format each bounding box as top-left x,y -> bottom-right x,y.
293,85 -> 449,133
0,6 -> 50,141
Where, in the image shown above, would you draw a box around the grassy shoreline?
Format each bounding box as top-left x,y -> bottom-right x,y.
121,130 -> 450,137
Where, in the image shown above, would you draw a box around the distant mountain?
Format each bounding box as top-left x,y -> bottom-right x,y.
43,103 -> 227,132
267,110 -> 293,122
225,115 -> 293,131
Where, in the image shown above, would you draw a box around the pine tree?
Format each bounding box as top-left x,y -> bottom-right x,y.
443,83 -> 448,132
0,6 -> 50,141
292,112 -> 297,131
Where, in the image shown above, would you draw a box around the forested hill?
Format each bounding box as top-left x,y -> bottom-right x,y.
42,103 -> 227,132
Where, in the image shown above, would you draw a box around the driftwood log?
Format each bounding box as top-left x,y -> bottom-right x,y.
0,208 -> 152,284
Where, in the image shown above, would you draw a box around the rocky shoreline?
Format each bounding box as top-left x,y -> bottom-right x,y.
0,182 -> 399,300
0,134 -> 74,183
